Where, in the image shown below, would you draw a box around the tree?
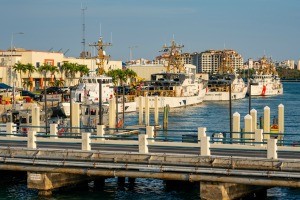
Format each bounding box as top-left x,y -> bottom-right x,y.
13,62 -> 27,87
25,63 -> 36,91
77,64 -> 89,77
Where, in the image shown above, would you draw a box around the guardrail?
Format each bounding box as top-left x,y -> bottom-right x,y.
1,122 -> 300,160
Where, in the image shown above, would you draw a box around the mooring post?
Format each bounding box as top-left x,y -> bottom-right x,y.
278,104 -> 284,144
97,125 -> 105,141
255,129 -> 263,146
198,127 -> 207,144
267,139 -> 278,159
200,136 -> 211,156
146,126 -> 154,143
27,130 -> 36,149
244,114 -> 253,145
250,109 -> 258,132
71,102 -> 80,135
154,96 -> 159,125
50,123 -> 58,139
6,122 -> 15,137
109,98 -> 116,133
138,96 -> 143,125
232,112 -> 240,143
264,106 -> 271,140
82,132 -> 91,151
138,134 -> 148,153
31,105 -> 40,132
145,97 -> 150,126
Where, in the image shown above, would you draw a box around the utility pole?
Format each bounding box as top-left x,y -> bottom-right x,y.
81,4 -> 87,58
128,46 -> 138,61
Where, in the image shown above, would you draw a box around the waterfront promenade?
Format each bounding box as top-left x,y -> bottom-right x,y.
0,82 -> 299,199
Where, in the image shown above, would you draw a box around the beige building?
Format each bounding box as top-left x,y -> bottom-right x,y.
0,49 -> 122,90
197,49 -> 243,73
127,64 -> 165,81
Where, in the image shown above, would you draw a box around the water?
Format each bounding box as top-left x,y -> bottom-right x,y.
1,82 -> 300,199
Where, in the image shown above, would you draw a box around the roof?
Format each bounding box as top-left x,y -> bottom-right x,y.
0,83 -> 12,89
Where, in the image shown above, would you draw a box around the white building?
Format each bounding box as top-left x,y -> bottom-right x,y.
0,48 -> 122,90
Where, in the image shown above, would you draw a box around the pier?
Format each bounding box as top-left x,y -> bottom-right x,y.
0,103 -> 300,199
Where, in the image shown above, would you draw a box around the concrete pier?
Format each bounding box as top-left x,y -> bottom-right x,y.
27,172 -> 91,196
200,182 -> 267,200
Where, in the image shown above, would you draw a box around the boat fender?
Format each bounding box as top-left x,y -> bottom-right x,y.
117,119 -> 123,128
58,128 -> 65,136
21,127 -> 28,135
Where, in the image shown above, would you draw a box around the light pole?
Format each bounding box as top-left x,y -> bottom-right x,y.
10,32 -> 24,109
10,32 -> 24,86
128,46 -> 138,61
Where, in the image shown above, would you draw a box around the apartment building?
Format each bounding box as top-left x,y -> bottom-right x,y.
193,50 -> 243,73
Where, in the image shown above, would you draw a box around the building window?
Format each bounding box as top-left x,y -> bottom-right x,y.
36,62 -> 40,68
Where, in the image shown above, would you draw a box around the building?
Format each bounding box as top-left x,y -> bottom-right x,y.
127,64 -> 165,81
193,50 -> 243,73
298,60 -> 300,70
0,48 -> 122,91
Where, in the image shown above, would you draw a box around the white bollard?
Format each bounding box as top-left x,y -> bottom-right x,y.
255,129 -> 263,147
244,114 -> 253,145
145,97 -> 150,126
6,122 -> 16,137
232,112 -> 240,142
50,123 -> 58,139
82,132 -> 91,151
27,131 -> 37,149
267,139 -> 278,159
250,109 -> 257,131
198,127 -> 207,144
278,104 -> 284,141
31,105 -> 40,132
200,136 -> 211,156
146,126 -> 154,143
264,106 -> 271,140
138,134 -> 148,154
97,125 -> 105,141
154,96 -> 159,125
72,102 -> 81,134
109,98 -> 116,132
139,96 -> 143,125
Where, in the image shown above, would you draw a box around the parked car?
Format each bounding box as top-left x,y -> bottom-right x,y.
60,87 -> 70,93
40,87 -> 64,95
20,90 -> 40,101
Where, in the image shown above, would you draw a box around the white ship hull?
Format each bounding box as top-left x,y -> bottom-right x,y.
60,101 -> 136,117
135,88 -> 206,108
204,86 -> 247,101
249,84 -> 283,96
248,74 -> 283,96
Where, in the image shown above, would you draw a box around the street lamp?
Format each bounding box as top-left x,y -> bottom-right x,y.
10,32 -> 24,109
10,32 -> 24,85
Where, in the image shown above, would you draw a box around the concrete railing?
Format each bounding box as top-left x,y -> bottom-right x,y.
0,122 -> 293,160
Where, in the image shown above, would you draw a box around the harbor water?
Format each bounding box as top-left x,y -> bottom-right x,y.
0,82 -> 300,199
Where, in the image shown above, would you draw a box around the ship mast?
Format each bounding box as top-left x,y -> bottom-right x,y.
218,50 -> 234,75
161,39 -> 184,73
89,37 -> 112,75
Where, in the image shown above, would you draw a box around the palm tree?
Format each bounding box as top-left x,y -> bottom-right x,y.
77,64 -> 89,77
124,68 -> 137,85
25,63 -> 36,91
22,80 -> 33,91
38,64 -> 52,87
13,62 -> 27,87
61,62 -> 79,85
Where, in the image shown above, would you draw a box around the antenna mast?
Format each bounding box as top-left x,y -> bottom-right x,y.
81,4 -> 87,58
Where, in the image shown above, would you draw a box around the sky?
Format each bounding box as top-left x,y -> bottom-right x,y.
1,0 -> 300,62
